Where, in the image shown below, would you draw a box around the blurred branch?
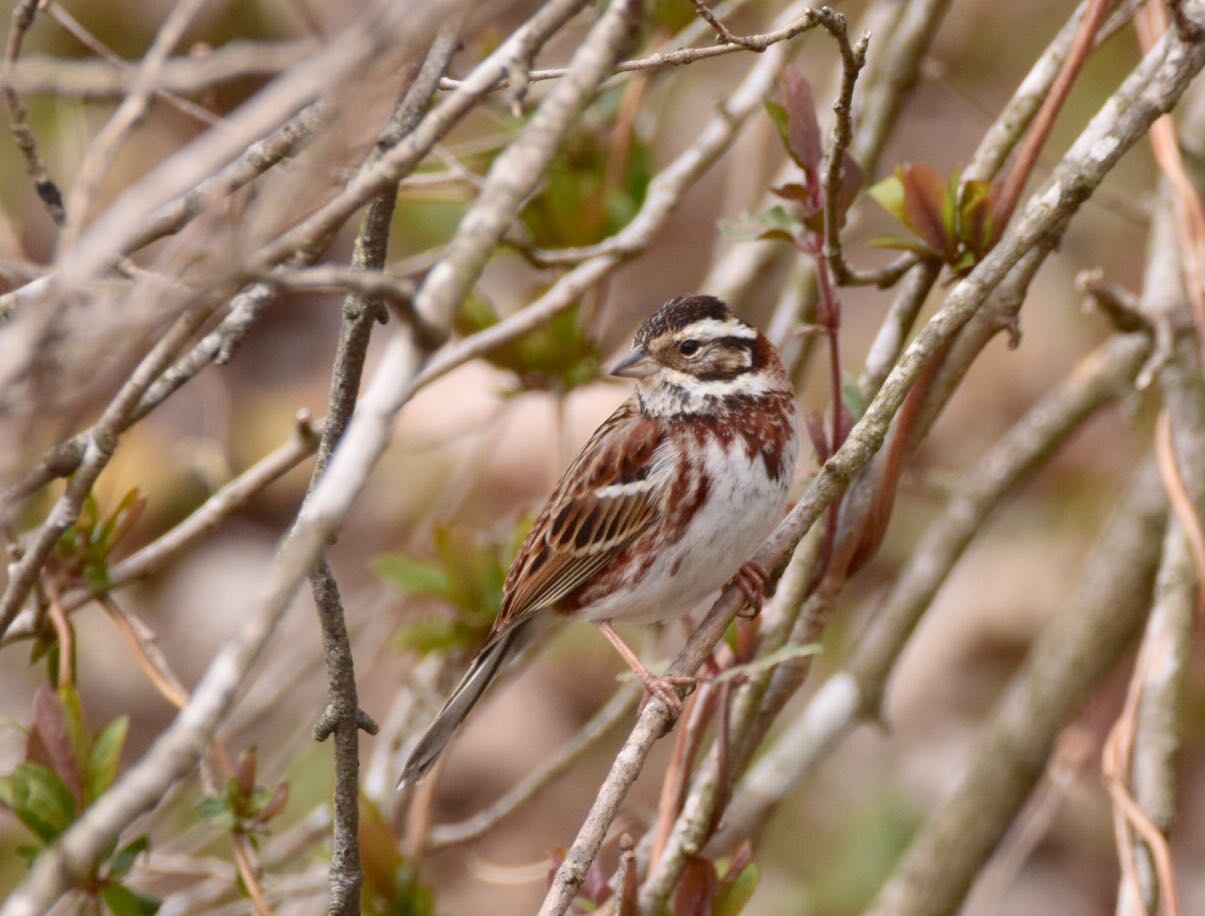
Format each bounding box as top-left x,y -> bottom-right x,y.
0,2 -> 640,911
857,260 -> 942,401
714,331 -> 1152,846
4,40 -> 313,98
58,0 -> 209,251
0,304 -> 215,639
867,458 -> 1168,916
248,0 -> 593,272
53,0 -> 456,297
426,684 -> 641,851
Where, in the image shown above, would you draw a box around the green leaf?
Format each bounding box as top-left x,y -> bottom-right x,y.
393,619 -> 465,657
108,835 -> 150,877
2,762 -> 77,843
714,861 -> 760,916
101,881 -> 161,915
87,716 -> 128,805
841,375 -> 866,421
372,555 -> 454,601
867,173 -> 906,223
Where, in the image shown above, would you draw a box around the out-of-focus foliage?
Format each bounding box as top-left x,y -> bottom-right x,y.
0,685 -> 156,915
376,521 -> 529,656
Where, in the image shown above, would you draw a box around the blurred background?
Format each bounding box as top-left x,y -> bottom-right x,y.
1,0 -> 1201,913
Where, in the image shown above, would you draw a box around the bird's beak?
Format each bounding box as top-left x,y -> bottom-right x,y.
609,347 -> 657,379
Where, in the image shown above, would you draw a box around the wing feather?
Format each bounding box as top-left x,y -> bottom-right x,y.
496,399 -> 670,630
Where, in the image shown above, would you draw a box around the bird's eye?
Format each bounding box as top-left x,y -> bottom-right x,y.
678,339 -> 701,356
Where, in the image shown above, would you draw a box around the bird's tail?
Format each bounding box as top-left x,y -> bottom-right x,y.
397,621 -> 531,788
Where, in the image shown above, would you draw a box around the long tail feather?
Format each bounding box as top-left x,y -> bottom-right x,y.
397,623 -> 529,788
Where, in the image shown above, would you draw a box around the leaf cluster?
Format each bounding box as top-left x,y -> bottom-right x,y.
55,488 -> 146,593
0,685 -> 157,915
195,748 -> 289,842
376,522 -> 527,657
867,163 -> 1001,274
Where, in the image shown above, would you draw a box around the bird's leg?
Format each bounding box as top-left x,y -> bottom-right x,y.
598,621 -> 696,718
729,560 -> 769,619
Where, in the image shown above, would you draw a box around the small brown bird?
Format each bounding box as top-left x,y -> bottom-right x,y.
398,295 -> 799,787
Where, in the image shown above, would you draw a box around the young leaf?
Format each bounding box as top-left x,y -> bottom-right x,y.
867,171 -> 907,224
900,163 -> 954,259
866,234 -> 939,257
674,857 -> 719,916
3,762 -> 77,843
100,881 -> 161,916
31,687 -> 84,803
779,65 -> 823,174
373,555 -> 454,601
841,375 -> 866,421
87,716 -> 128,805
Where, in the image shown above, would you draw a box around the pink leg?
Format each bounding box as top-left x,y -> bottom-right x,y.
598,621 -> 696,717
728,560 -> 769,618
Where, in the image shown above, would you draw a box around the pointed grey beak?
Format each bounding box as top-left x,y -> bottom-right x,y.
610,347 -> 657,378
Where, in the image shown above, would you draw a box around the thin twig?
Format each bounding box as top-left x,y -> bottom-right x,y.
2,0 -> 65,225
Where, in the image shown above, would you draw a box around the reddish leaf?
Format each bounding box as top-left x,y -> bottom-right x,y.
675,857 -> 719,916
900,163 -> 955,259
30,687 -> 83,804
779,65 -> 823,174
770,182 -> 810,203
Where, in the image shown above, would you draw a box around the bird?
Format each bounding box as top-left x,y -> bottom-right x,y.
398,295 -> 799,788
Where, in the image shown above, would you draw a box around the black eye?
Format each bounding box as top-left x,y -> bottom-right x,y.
678,339 -> 701,356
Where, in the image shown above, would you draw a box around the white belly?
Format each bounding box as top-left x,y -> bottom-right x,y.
580,432 -> 798,624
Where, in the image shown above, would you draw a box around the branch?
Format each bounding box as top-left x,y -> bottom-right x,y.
4,39 -> 313,98
304,23 -> 459,914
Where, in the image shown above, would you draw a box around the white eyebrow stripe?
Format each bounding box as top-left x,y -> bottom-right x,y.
660,368 -> 772,396
677,318 -> 757,340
